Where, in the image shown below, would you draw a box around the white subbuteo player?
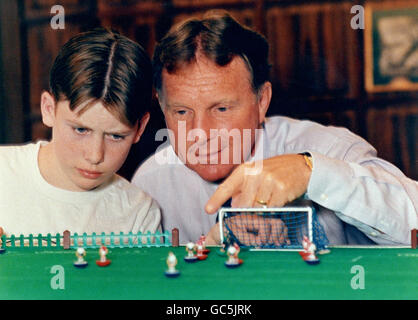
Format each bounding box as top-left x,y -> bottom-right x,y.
302,236 -> 319,262
186,242 -> 195,258
76,247 -> 86,262
224,243 -> 243,268
99,246 -> 108,262
74,247 -> 88,268
96,245 -> 111,267
184,242 -> 198,263
226,245 -> 238,265
165,251 -> 180,277
167,252 -> 177,271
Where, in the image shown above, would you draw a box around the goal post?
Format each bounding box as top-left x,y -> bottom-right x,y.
218,206 -> 328,250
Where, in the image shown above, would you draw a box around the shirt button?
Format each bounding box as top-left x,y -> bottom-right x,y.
370,232 -> 377,237
320,194 -> 328,201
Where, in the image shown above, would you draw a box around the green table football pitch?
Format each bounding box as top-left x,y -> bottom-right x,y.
0,246 -> 416,299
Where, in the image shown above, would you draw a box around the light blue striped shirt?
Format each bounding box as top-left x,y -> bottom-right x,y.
132,116 -> 417,245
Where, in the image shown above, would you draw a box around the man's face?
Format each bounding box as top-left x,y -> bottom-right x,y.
159,55 -> 270,182
41,97 -> 147,191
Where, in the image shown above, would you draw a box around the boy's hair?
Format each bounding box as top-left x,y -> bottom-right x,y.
49,28 -> 152,127
153,11 -> 270,96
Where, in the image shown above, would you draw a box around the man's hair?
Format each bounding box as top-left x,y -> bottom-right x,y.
49,28 -> 152,127
153,11 -> 270,95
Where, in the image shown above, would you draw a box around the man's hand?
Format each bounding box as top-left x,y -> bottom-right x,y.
205,215 -> 290,246
206,223 -> 221,246
205,154 -> 312,214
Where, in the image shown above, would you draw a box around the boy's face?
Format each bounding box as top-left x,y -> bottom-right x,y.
40,93 -> 148,191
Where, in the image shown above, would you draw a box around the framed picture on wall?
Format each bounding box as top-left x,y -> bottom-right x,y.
364,1 -> 418,92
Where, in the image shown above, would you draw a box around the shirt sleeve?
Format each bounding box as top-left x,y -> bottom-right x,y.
306,141 -> 418,245
128,187 -> 162,235
140,198 -> 162,234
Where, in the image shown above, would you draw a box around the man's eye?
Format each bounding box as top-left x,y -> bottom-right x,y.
176,110 -> 187,115
74,127 -> 88,134
217,107 -> 228,112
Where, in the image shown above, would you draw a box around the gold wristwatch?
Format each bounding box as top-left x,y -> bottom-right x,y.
301,153 -> 313,171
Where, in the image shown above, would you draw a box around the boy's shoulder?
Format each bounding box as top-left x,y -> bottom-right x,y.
0,141 -> 40,168
0,141 -> 38,155
134,141 -> 184,178
103,174 -> 160,219
107,174 -> 155,201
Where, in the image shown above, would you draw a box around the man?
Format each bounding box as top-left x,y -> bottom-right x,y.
132,11 -> 417,245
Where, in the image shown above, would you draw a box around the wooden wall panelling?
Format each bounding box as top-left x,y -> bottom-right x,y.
322,3 -> 348,92
22,0 -> 98,141
97,0 -> 165,56
23,0 -> 94,20
266,7 -> 295,92
171,0 -> 256,13
94,0 -> 418,180
294,107 -> 359,138
341,1 -> 363,99
405,112 -> 417,179
265,2 -> 362,100
366,103 -> 418,179
26,25 -> 89,140
298,5 -> 323,94
170,1 -> 257,28
0,39 -> 3,142
0,0 -> 26,143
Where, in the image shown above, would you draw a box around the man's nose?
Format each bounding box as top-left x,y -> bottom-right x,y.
84,136 -> 105,165
191,114 -> 215,143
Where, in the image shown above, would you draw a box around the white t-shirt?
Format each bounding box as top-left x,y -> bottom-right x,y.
0,141 -> 161,237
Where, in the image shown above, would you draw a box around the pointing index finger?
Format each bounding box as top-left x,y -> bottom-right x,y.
204,166 -> 244,214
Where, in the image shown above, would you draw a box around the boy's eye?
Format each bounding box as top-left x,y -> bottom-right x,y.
109,134 -> 125,141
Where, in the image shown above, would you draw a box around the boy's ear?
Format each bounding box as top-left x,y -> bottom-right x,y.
40,91 -> 57,128
133,112 -> 150,144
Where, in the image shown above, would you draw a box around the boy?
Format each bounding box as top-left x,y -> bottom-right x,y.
0,28 -> 161,237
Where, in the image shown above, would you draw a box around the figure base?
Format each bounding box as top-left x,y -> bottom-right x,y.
96,260 -> 111,267
73,261 -> 88,268
165,270 -> 180,278
225,259 -> 243,268
197,254 -> 208,261
184,256 -> 198,263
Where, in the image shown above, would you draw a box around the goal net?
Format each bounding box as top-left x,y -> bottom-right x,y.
218,206 -> 329,250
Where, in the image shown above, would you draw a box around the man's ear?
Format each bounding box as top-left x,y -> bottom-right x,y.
133,112 -> 150,144
257,81 -> 272,125
40,91 -> 57,128
155,91 -> 165,111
